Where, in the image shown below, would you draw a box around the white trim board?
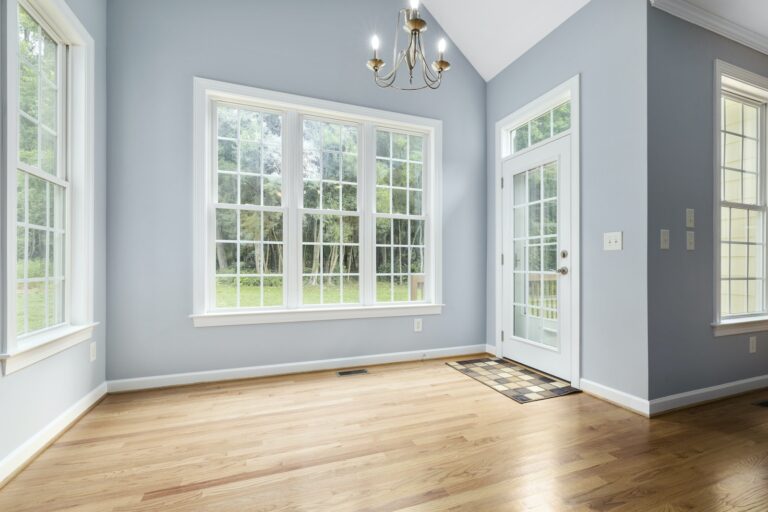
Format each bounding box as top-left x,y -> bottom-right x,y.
582,374 -> 768,417
650,0 -> 768,57
580,379 -> 651,417
0,382 -> 107,487
108,344 -> 491,393
648,373 -> 768,415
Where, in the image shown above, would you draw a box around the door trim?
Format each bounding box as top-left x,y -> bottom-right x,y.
493,74 -> 581,388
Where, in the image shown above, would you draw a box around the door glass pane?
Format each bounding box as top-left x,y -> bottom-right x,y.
511,161 -> 560,349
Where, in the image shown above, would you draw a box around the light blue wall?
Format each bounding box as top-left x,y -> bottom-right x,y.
486,0 -> 649,398
105,0 -> 486,379
647,7 -> 768,399
0,0 -> 107,462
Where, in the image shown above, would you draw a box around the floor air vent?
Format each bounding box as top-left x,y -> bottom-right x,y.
337,369 -> 368,377
755,400 -> 768,408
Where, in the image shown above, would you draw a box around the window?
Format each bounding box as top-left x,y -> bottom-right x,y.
16,6 -> 67,337
714,62 -> 768,335
2,0 -> 95,374
302,119 -> 360,305
509,102 -> 570,155
214,105 -> 285,308
193,79 -> 442,326
375,130 -> 426,302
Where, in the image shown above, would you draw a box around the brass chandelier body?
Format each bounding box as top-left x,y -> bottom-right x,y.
367,2 -> 451,90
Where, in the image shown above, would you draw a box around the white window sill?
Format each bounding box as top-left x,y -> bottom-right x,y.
712,316 -> 768,337
0,323 -> 98,375
191,304 -> 443,327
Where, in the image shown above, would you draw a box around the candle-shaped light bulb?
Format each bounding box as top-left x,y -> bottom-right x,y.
410,0 -> 419,10
371,35 -> 380,51
438,38 -> 447,57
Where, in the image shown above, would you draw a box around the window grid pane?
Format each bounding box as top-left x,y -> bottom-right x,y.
721,93 -> 766,318
16,7 -> 66,338
302,119 -> 360,305
375,130 -> 426,303
508,101 -> 571,155
215,104 -> 285,309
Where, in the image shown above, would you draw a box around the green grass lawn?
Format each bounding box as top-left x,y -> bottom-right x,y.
16,284 -> 53,335
216,281 -> 412,307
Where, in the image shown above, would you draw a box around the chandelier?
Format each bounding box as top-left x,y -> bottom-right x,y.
367,0 -> 451,90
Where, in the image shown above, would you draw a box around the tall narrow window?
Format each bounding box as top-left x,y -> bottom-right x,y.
301,119 -> 360,305
3,0 -> 95,373
716,65 -> 768,329
214,105 -> 284,308
16,6 -> 66,337
375,129 -> 426,303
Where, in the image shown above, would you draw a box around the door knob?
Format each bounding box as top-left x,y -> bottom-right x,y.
557,267 -> 569,275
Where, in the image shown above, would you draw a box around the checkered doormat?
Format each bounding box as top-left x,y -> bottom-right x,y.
447,358 -> 580,403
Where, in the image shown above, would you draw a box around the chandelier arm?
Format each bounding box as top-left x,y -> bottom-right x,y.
376,47 -> 408,83
416,34 -> 440,84
420,60 -> 442,89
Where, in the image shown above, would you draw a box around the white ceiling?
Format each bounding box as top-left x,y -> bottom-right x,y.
685,0 -> 768,40
422,0 -> 592,81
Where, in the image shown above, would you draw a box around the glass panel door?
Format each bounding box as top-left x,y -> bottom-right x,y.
511,161 -> 559,349
502,134 -> 571,381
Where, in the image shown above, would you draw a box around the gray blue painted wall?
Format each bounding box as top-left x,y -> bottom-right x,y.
486,0 -> 650,398
0,0 -> 107,462
647,7 -> 768,399
105,0 -> 486,379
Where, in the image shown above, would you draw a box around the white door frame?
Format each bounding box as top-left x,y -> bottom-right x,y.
493,74 -> 581,387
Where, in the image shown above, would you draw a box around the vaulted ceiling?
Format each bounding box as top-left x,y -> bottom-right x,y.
422,0 -> 592,81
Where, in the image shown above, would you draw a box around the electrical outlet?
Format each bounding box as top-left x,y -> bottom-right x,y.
414,318 -> 423,333
89,342 -> 97,362
660,229 -> 670,250
686,231 -> 695,251
686,208 -> 695,228
750,336 -> 757,354
603,232 -> 623,251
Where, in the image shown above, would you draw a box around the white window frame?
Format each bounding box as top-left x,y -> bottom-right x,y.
713,60 -> 768,337
0,0 -> 96,373
191,78 -> 443,327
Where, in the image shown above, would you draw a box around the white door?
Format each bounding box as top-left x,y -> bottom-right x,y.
502,136 -> 572,380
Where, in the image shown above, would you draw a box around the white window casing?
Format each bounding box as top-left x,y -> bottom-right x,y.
1,0 -> 96,374
713,60 -> 768,337
191,78 -> 443,327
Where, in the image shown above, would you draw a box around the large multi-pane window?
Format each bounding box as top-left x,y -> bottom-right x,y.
719,74 -> 768,321
16,6 -> 66,337
198,84 -> 440,323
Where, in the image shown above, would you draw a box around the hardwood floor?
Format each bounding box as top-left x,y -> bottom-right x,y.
1,356 -> 767,511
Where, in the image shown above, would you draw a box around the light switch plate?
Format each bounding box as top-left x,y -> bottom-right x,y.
686,208 -> 695,228
686,231 -> 695,251
603,231 -> 623,251
414,318 -> 423,333
749,336 -> 757,354
660,229 -> 670,250
89,342 -> 97,362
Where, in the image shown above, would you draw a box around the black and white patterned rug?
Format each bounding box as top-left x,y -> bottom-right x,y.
447,357 -> 580,403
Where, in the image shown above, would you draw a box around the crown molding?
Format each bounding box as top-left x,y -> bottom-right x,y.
650,0 -> 768,57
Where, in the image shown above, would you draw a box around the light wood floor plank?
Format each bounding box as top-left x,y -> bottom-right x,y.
1,356 -> 767,511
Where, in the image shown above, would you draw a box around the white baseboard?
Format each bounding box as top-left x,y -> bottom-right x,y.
108,344 -> 490,393
0,382 -> 107,486
484,344 -> 497,356
649,373 -> 768,415
580,379 -> 650,417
